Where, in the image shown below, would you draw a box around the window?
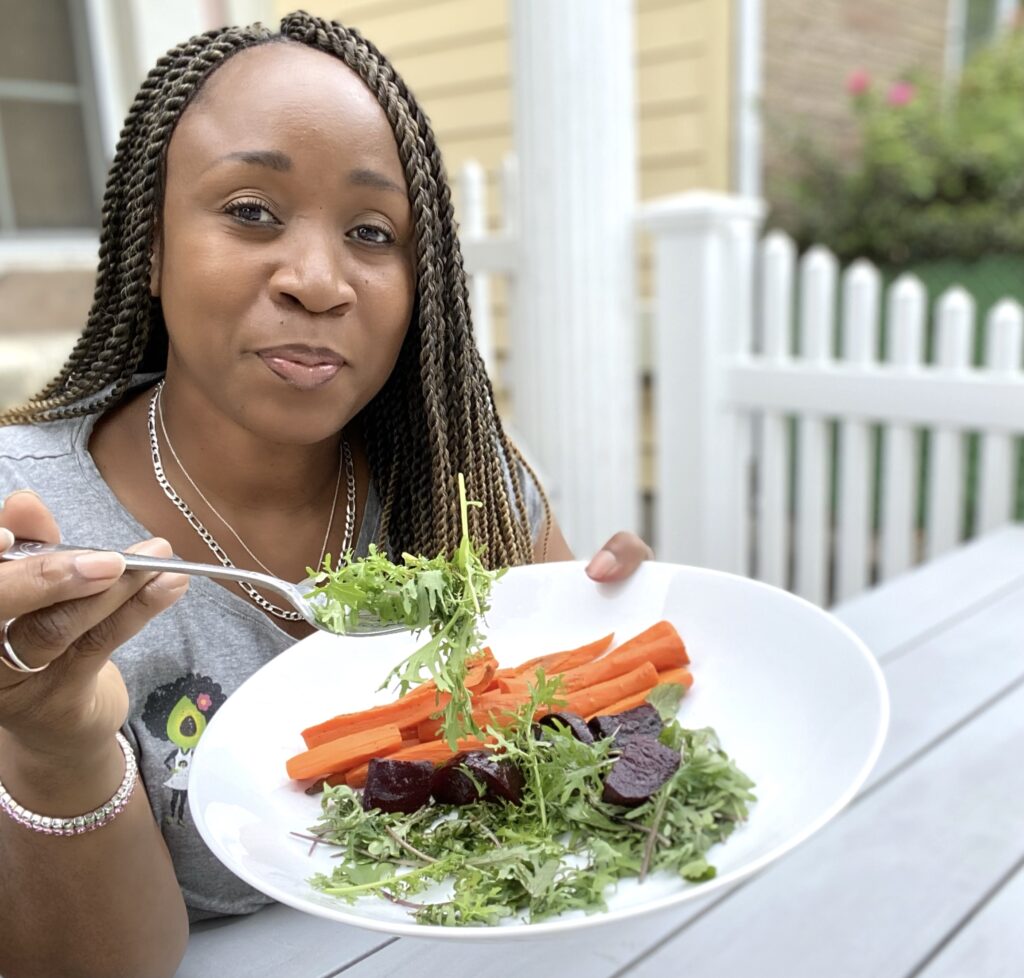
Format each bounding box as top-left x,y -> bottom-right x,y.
0,0 -> 103,233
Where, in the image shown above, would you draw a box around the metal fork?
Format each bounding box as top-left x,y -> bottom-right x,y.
0,539 -> 407,636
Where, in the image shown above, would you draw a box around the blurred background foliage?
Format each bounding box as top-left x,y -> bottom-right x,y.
769,26 -> 1024,350
770,27 -> 1024,267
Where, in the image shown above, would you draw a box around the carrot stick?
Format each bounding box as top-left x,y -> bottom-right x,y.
286,724 -> 404,781
343,735 -> 492,789
415,691 -> 529,742
561,661 -> 659,719
301,653 -> 496,748
486,633 -> 615,691
587,668 -> 693,719
656,667 -> 693,690
534,631 -> 687,696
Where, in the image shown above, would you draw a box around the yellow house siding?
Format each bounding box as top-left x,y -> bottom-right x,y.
278,0 -> 733,202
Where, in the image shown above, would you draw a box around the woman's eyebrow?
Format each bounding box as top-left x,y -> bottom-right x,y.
207,149 -> 292,172
348,167 -> 406,196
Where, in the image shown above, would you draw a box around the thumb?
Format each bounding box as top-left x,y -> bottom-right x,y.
1,490 -> 61,544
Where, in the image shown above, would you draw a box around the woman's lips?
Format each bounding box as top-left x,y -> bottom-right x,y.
257,346 -> 345,391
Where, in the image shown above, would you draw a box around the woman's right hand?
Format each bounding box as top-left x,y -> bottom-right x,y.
0,490 -> 189,762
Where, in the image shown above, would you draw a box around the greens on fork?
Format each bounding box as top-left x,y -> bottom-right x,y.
305,474 -> 502,747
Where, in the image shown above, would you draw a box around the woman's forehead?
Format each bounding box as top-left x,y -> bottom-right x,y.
169,43 -> 401,171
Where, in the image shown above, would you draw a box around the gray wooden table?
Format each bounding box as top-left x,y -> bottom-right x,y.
180,525 -> 1024,978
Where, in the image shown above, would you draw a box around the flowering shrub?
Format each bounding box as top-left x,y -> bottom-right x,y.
769,30 -> 1024,264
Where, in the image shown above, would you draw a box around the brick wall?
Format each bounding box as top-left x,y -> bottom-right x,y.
762,0 -> 949,184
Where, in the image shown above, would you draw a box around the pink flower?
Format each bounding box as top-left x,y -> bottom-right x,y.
847,69 -> 870,96
887,81 -> 915,106
196,693 -> 212,712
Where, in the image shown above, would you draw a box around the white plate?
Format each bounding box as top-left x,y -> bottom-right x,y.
189,561 -> 888,939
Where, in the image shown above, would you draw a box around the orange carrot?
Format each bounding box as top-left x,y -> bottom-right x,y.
343,735 -> 492,789
509,632 -> 615,677
656,667 -> 694,690
587,668 -> 693,719
286,724 -> 404,781
301,652 -> 496,748
416,691 -> 529,742
561,661 -> 659,719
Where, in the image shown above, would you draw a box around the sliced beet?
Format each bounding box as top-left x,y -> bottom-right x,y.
431,754 -> 485,805
601,735 -> 680,807
431,750 -> 524,806
588,703 -> 663,746
537,711 -> 595,744
362,759 -> 435,814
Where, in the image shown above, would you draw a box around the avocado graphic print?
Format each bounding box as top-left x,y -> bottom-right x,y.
142,674 -> 227,826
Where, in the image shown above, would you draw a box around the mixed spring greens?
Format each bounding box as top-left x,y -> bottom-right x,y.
304,474 -> 500,747
303,680 -> 756,926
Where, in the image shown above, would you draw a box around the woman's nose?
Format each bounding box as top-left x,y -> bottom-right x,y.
269,232 -> 357,315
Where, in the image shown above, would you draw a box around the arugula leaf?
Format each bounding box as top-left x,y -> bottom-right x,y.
304,474 -> 501,746
647,682 -> 687,725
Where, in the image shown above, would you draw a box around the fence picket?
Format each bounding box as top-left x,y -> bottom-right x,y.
457,161 -> 495,377
755,232 -> 794,589
793,246 -> 836,605
925,289 -> 974,561
834,260 -> 880,602
879,275 -> 926,581
977,300 -> 1024,535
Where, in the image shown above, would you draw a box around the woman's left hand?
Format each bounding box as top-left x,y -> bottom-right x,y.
585,531 -> 655,583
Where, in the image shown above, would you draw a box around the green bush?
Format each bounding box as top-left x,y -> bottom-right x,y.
769,29 -> 1024,265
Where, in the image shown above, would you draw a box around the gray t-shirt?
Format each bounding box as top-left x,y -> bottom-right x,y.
0,392 -> 543,921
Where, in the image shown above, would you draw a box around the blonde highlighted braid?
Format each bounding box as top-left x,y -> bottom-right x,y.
0,11 -> 549,567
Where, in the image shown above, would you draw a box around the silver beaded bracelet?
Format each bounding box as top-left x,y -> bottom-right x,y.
0,732 -> 138,836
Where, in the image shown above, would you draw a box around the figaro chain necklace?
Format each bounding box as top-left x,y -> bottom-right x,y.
147,381 -> 356,621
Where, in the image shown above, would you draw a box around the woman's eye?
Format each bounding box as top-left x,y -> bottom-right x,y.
351,224 -> 395,245
225,199 -> 278,225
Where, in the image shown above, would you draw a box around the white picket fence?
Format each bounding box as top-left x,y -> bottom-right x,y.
459,169 -> 1024,607
643,193 -> 1024,606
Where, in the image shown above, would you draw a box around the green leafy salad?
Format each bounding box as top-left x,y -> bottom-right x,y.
297,476 -> 756,926
301,681 -> 756,926
304,474 -> 501,747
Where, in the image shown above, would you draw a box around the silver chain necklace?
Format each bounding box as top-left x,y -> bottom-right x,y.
147,381 -> 356,621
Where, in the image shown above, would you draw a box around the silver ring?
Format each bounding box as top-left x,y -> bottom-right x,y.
0,618 -> 49,674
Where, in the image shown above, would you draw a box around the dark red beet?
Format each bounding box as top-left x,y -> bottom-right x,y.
588,703 -> 663,745
431,751 -> 524,805
431,754 -> 485,805
538,711 -> 595,744
601,736 -> 680,806
362,759 -> 435,814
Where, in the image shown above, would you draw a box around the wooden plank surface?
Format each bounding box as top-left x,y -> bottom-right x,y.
179,526 -> 1024,977
177,904 -> 394,978
916,858 -> 1024,978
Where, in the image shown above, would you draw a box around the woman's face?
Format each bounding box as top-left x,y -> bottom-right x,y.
153,42 -> 416,444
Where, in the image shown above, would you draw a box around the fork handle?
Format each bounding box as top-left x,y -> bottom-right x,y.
1,539 -> 290,592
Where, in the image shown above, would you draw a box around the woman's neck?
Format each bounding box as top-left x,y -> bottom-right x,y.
153,375 -> 343,516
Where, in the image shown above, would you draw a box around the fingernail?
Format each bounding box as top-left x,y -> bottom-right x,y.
586,549 -> 618,580
152,572 -> 189,592
74,551 -> 127,580
3,488 -> 41,506
0,527 -> 13,551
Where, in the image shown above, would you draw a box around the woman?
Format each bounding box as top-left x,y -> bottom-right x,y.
0,13 -> 651,978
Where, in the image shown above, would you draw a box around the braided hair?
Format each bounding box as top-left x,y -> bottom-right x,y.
0,11 -> 549,567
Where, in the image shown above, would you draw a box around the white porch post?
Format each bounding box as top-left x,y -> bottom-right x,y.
639,192 -> 765,572
509,0 -> 638,556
